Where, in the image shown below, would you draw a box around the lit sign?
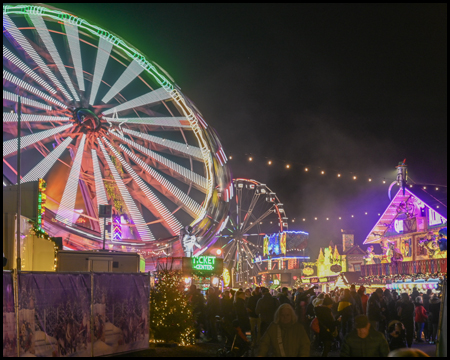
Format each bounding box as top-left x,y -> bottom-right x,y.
37,178 -> 47,229
182,256 -> 223,274
192,256 -> 216,271
310,278 -> 319,284
394,219 -> 404,233
303,267 -> 314,276
428,208 -> 446,226
223,268 -> 231,287
274,279 -> 280,285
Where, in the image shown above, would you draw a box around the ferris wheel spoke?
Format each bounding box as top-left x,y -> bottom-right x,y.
103,138 -> 183,236
243,242 -> 261,271
91,149 -> 110,238
20,137 -> 72,183
120,145 -> 202,218
98,139 -> 155,241
55,134 -> 86,225
29,15 -> 80,101
89,37 -> 113,105
123,128 -> 202,160
101,59 -> 144,104
102,87 -> 171,116
64,21 -> 85,92
236,187 -> 242,226
103,116 -> 191,129
3,113 -> 70,123
3,70 -> 67,109
3,124 -> 73,157
3,90 -> 52,111
3,46 -> 57,94
3,15 -> 73,101
111,131 -> 208,192
242,207 -> 274,234
240,192 -> 261,231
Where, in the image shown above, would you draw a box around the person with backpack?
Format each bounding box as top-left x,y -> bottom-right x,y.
256,287 -> 280,338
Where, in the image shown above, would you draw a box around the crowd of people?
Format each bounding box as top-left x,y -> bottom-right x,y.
186,282 -> 442,357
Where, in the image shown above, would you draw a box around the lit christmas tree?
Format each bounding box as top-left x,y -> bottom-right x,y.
150,270 -> 195,346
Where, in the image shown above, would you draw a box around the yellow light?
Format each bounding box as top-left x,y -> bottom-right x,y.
305,168 -> 308,171
339,217 -> 341,220
410,185 -> 413,188
326,218 -> 329,220
351,215 -> 354,218
383,180 -> 386,184
302,219 -> 305,221
423,186 -> 426,189
229,156 -> 233,159
249,157 -> 253,161
286,164 -> 290,168
321,171 -> 325,174
436,187 -> 439,190
314,217 -> 317,220
268,160 -> 272,165
337,174 -> 341,177
353,176 -> 357,180
368,178 -> 372,182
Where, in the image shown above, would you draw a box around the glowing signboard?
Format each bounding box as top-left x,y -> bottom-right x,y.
182,256 -> 223,275
429,208 -> 446,226
192,256 -> 216,271
394,219 -> 404,233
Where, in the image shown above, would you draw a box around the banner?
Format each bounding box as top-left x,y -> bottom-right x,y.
3,272 -> 17,357
17,273 -> 91,357
92,273 -> 149,356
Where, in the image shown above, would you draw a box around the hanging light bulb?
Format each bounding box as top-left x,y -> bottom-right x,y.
353,176 -> 357,180
368,178 -> 372,182
286,164 -> 290,168
305,168 -> 308,171
337,174 -> 341,177
268,160 -> 272,165
321,171 -> 325,175
249,157 -> 253,161
338,217 -> 341,220
229,156 -> 233,159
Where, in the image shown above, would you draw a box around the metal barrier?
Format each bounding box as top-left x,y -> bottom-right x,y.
3,270 -> 150,357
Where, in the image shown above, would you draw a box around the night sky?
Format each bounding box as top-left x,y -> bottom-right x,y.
52,3 -> 447,258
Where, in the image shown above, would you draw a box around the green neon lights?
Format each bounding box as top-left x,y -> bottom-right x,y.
192,256 -> 216,271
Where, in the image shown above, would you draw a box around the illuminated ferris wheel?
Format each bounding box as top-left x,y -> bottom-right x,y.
218,179 -> 288,285
3,4 -> 231,252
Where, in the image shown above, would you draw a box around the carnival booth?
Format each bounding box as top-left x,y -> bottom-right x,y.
256,231 -> 310,288
301,245 -> 347,292
362,187 -> 447,291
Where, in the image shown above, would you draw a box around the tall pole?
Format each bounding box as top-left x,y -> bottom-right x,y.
16,96 -> 22,270
102,217 -> 106,250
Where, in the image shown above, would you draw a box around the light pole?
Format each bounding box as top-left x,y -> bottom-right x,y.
16,96 -> 21,270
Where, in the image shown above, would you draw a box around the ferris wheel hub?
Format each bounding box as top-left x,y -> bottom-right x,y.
73,108 -> 101,131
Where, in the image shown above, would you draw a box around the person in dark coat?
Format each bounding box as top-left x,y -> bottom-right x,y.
314,297 -> 340,357
397,292 -> 415,348
295,285 -> 317,325
220,290 -> 234,323
246,288 -> 261,345
350,284 -> 363,316
233,290 -> 250,332
340,315 -> 390,357
367,288 -> 385,332
338,289 -> 355,338
278,287 -> 293,306
428,294 -> 441,344
206,287 -> 220,342
256,287 -> 280,338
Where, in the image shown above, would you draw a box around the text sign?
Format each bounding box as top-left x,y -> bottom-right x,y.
192,256 -> 216,271
182,256 -> 223,275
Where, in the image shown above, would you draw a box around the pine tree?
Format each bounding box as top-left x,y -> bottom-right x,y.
150,270 -> 195,346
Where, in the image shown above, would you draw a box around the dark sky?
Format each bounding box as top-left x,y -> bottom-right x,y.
52,3 -> 447,258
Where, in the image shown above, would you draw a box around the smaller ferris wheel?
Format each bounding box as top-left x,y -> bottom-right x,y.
218,178 -> 288,286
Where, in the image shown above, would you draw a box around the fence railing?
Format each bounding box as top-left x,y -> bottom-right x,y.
361,258 -> 447,277
3,271 -> 150,357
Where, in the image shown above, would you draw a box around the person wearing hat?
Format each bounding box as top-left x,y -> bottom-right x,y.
367,288 -> 385,332
314,296 -> 341,357
340,315 -> 390,357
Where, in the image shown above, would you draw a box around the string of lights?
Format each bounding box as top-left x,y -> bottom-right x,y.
229,154 -> 449,188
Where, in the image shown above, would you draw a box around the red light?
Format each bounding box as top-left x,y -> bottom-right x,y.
216,249 -> 222,256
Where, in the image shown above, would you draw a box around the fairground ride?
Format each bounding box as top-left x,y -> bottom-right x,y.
3,4 -> 232,260
217,178 -> 288,286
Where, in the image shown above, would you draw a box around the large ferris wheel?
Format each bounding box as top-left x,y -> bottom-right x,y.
3,4 -> 231,255
218,178 -> 289,285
